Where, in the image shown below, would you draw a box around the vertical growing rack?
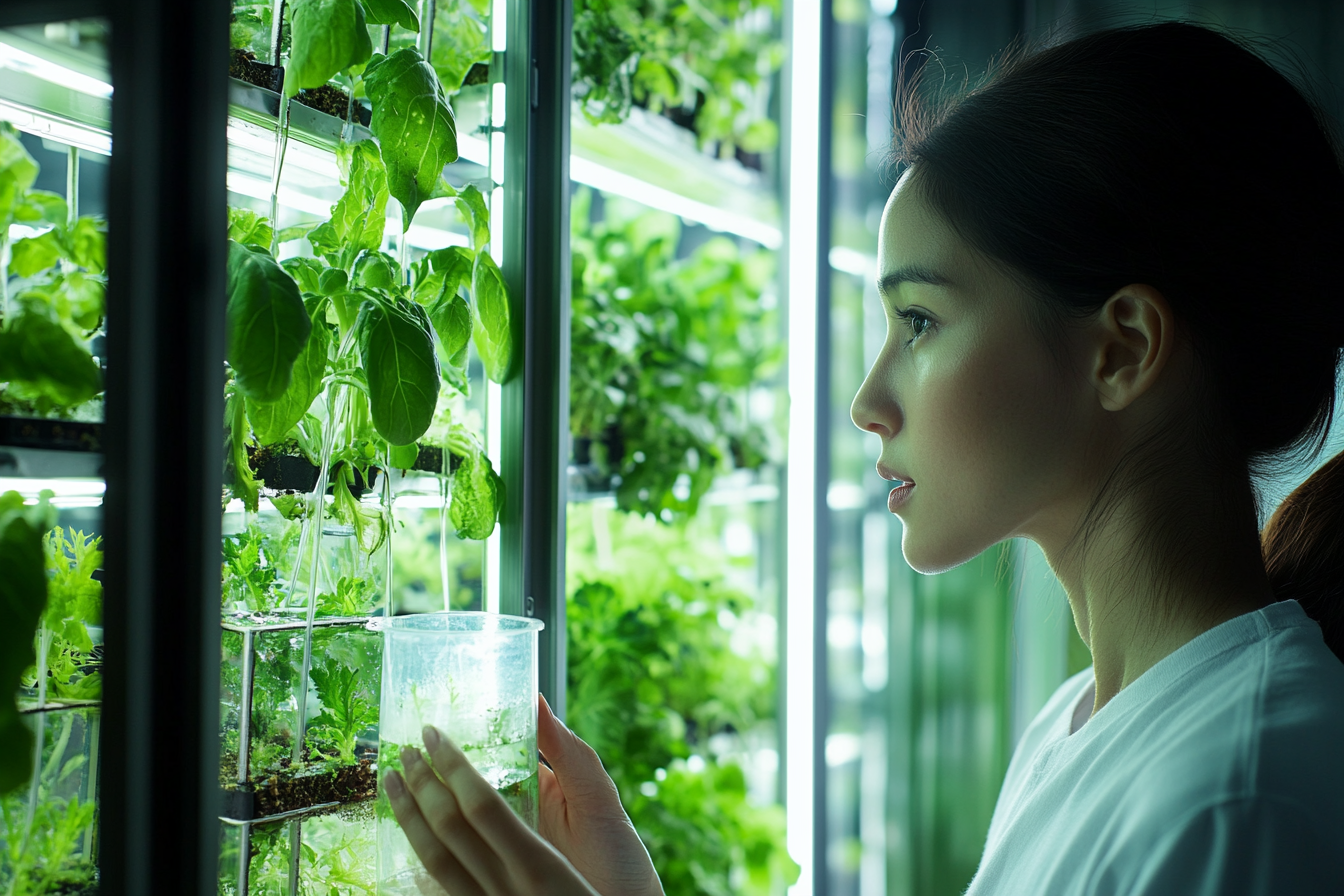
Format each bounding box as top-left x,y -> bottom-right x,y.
215,0 -> 567,888
0,15 -> 110,894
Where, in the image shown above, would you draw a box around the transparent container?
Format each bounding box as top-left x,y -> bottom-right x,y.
375,612 -> 544,896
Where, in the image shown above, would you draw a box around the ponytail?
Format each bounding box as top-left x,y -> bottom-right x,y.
1262,448 -> 1344,663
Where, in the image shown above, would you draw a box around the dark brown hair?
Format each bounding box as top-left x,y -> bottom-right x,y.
891,22 -> 1344,658
1263,451 -> 1344,661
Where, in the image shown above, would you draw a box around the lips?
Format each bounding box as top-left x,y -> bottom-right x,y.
877,463 -> 914,486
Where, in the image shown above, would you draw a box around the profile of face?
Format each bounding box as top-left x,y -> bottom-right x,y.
850,171 -> 1107,574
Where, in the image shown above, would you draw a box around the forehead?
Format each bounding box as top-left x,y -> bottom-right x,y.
878,171 -> 959,271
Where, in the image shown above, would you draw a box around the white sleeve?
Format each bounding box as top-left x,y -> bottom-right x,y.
1125,796 -> 1342,896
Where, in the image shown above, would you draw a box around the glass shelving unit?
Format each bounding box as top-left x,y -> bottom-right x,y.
0,16 -> 109,894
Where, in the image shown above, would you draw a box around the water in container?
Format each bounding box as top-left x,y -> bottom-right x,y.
375,612 -> 544,895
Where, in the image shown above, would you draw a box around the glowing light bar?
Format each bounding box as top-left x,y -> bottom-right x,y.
0,41 -> 111,98
0,99 -> 109,155
784,0 -> 823,886
0,478 -> 105,503
569,155 -> 784,249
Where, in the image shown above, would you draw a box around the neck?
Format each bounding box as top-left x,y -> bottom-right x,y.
1039,464 -> 1274,716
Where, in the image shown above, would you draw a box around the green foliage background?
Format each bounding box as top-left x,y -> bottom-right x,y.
566,504 -> 798,895
572,0 -> 786,155
569,189 -> 782,521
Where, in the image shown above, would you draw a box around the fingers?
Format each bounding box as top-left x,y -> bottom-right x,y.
399,743 -> 509,892
383,768 -> 486,896
421,725 -> 533,849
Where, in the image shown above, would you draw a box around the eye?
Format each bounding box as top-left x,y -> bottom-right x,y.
893,307 -> 933,345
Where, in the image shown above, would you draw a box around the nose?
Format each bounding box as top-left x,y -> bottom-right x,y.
850,361 -> 901,440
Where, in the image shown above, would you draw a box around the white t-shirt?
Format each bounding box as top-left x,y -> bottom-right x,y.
964,599 -> 1344,896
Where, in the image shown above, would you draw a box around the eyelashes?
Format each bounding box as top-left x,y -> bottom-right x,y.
892,307 -> 933,345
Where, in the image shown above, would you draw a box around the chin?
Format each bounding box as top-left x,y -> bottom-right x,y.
899,525 -> 998,576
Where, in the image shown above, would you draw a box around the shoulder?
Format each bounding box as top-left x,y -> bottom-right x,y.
1122,602 -> 1344,830
1112,794 -> 1343,895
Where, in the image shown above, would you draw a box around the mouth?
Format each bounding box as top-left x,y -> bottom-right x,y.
888,482 -> 915,512
877,463 -> 914,487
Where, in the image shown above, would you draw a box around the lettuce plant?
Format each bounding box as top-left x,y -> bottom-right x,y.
0,123 -> 106,419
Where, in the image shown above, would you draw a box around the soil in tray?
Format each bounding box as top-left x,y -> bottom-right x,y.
252,758 -> 378,817
295,85 -> 373,127
221,746 -> 378,817
230,48 -> 284,92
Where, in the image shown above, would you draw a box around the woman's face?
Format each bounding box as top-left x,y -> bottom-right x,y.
851,171 -> 1099,573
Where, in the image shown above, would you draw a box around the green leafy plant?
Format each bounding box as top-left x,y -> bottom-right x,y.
315,574 -> 379,617
0,712 -> 98,895
565,505 -> 797,895
221,525 -> 284,614
569,189 -> 781,519
0,123 -> 105,418
36,528 -> 104,701
309,656 -> 377,762
572,0 -> 785,155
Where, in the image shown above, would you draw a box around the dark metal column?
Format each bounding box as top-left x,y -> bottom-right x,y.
500,0 -> 571,714
100,0 -> 226,892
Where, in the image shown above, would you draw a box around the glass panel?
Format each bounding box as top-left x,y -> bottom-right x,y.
566,0 -> 794,886
219,0 -> 511,887
2,18 -> 109,895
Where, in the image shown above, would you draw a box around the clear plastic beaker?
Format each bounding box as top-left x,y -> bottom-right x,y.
375,612 -> 544,895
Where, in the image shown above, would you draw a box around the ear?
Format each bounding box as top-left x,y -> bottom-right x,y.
1089,284 -> 1176,412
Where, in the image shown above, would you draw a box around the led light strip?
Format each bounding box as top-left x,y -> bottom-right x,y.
784,0 -> 823,886
0,40 -> 112,99
569,155 -> 784,249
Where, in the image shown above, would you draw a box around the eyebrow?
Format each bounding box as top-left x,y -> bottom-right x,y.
876,265 -> 952,298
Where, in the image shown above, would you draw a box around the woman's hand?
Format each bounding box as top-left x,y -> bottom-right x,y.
385,724 -> 601,896
535,695 -> 664,896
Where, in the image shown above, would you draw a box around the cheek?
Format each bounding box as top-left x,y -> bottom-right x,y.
913,329 -> 1075,519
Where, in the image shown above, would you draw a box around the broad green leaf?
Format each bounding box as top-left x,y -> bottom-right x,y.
66,217 -> 105,272
0,492 -> 53,796
454,184 -> 490,250
430,4 -> 491,95
248,305 -> 331,444
285,0 -> 373,96
0,122 -> 38,230
428,289 -> 472,367
50,272 -> 104,330
0,311 -> 102,406
9,230 -> 62,278
354,251 -> 400,290
310,139 -> 388,261
318,268 -> 350,295
363,47 -> 458,228
277,221 -> 321,243
282,256 -> 327,294
360,0 -> 419,30
226,240 -> 311,402
356,296 -> 440,445
388,441 -> 419,468
15,190 -> 67,225
228,207 -> 274,250
448,448 -> 501,540
471,250 -> 512,383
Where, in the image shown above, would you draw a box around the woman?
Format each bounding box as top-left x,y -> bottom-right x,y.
383,21 -> 1344,895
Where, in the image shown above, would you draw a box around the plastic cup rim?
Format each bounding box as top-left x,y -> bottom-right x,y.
371,610 -> 545,634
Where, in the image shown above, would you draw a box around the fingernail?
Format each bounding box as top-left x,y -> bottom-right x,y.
422,725 -> 441,750
401,746 -> 422,769
384,770 -> 405,797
